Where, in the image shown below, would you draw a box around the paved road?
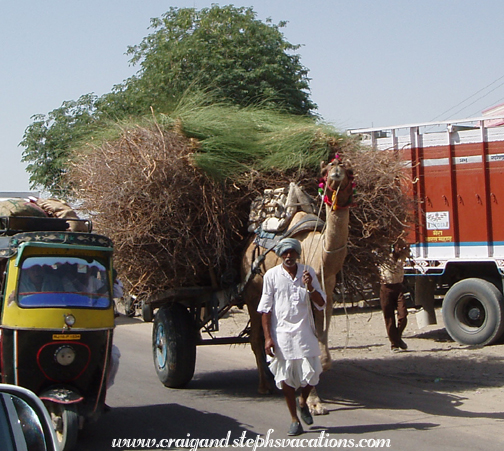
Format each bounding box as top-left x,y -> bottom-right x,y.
74,315 -> 504,451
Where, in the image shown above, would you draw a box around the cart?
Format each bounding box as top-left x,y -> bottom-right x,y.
147,284 -> 251,388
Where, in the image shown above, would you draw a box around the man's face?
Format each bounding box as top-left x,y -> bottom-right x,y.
281,249 -> 299,268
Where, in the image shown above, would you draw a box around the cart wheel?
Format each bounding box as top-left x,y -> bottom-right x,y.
152,303 -> 197,388
443,278 -> 504,346
142,300 -> 154,322
44,401 -> 79,451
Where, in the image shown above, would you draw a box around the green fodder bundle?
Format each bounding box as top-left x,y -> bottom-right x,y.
165,99 -> 338,184
67,101 -> 412,300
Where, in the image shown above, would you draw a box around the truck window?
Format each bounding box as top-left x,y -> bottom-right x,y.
17,256 -> 110,308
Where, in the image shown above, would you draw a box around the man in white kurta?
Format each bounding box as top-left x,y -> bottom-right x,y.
257,238 -> 326,436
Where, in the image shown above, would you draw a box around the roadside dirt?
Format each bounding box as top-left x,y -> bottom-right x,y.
216,302 -> 504,405
121,294 -> 504,413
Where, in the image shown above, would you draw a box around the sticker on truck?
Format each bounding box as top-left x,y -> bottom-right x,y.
426,211 -> 450,230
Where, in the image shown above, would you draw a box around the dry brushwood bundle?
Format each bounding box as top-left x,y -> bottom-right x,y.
68,113 -> 412,301
70,125 -> 247,297
342,144 -> 414,297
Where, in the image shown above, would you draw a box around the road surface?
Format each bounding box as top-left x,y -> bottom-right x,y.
75,309 -> 504,451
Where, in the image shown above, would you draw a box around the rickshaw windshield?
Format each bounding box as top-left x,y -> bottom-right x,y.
17,256 -> 111,308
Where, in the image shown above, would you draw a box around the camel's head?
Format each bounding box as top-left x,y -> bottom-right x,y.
319,157 -> 354,210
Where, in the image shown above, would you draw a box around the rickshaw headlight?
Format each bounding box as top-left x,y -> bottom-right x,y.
64,314 -> 76,327
55,346 -> 76,366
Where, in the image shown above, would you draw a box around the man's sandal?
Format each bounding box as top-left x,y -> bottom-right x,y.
296,398 -> 313,425
288,421 -> 304,436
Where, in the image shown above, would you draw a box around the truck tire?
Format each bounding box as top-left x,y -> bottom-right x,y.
152,303 -> 197,388
442,278 -> 504,346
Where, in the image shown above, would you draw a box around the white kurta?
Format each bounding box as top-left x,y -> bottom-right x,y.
257,263 -> 326,361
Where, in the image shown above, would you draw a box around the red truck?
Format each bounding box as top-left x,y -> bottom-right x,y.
349,116 -> 504,346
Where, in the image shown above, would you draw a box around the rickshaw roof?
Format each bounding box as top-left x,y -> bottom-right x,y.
0,216 -> 113,258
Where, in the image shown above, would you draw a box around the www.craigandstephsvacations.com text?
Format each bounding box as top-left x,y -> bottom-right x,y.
111,430 -> 392,450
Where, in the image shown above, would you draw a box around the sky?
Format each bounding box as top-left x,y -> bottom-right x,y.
2,0 -> 504,192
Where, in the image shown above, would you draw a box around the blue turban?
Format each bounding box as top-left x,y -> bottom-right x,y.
274,238 -> 302,257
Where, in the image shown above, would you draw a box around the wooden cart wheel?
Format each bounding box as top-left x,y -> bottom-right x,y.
152,303 -> 197,387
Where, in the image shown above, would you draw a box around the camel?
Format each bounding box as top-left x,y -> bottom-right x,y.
240,157 -> 354,414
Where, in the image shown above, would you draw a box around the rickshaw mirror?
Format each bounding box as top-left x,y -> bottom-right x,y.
0,384 -> 58,451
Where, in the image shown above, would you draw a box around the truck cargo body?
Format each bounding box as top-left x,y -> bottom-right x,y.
350,117 -> 504,345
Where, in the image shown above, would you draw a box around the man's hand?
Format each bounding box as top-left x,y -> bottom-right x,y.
262,312 -> 276,357
302,270 -> 314,292
265,337 -> 275,357
302,269 -> 325,307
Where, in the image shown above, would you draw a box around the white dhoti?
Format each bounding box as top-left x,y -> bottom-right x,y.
269,356 -> 322,390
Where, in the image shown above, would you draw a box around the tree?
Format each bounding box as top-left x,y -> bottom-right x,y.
122,5 -> 316,116
20,94 -> 100,195
21,5 -> 316,194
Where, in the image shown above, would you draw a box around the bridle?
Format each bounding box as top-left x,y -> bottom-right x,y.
320,165 -> 355,211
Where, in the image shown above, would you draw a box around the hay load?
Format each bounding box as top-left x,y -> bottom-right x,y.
67,101 -> 412,300
70,126 -> 241,293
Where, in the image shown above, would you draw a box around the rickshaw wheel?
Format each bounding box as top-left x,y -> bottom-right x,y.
152,303 -> 197,388
43,401 -> 79,451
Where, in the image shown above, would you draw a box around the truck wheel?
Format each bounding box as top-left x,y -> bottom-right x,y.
142,300 -> 154,322
152,303 -> 197,388
442,278 -> 504,345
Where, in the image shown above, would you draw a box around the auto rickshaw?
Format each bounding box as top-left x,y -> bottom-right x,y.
0,215 -> 116,451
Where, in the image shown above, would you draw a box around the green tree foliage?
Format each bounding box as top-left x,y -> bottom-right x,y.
122,5 -> 316,116
20,94 -> 100,196
20,5 -> 316,194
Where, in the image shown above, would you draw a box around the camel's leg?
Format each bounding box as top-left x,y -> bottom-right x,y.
314,303 -> 332,371
309,284 -> 335,415
308,307 -> 330,416
247,307 -> 275,394
323,294 -> 333,369
307,387 -> 328,416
